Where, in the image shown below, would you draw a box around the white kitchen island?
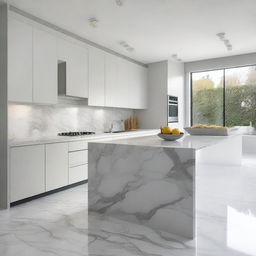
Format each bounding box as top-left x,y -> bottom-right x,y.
88,134 -> 242,253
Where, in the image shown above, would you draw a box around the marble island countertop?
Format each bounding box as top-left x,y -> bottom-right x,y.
92,134 -> 242,150
8,129 -> 159,147
88,132 -> 243,243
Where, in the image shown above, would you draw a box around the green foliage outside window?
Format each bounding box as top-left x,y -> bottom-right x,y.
192,66 -> 256,127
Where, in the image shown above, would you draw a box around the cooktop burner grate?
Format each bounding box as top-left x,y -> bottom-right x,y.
58,131 -> 96,136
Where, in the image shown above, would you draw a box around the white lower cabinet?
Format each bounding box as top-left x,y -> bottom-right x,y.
69,150 -> 88,168
45,143 -> 69,191
10,145 -> 45,202
69,141 -> 88,151
68,141 -> 88,184
69,164 -> 88,184
10,139 -> 90,202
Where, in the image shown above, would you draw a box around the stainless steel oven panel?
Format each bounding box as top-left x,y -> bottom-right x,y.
168,95 -> 178,123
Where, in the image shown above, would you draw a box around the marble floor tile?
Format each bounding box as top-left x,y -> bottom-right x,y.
0,185 -> 88,256
0,154 -> 256,256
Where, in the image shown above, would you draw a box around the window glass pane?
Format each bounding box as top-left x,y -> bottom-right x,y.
192,70 -> 224,126
225,66 -> 256,126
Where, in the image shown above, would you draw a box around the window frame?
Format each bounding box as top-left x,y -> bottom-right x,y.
190,64 -> 256,126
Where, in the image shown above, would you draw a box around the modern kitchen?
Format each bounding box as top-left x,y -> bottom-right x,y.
0,1 -> 256,256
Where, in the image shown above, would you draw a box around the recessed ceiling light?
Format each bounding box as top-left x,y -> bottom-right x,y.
217,32 -> 225,40
119,41 -> 135,52
88,17 -> 98,28
224,40 -> 230,45
116,0 -> 123,6
227,45 -> 232,51
171,54 -> 182,62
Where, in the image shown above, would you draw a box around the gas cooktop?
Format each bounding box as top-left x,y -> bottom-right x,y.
58,131 -> 96,137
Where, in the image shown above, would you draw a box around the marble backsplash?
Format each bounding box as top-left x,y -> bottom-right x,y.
8,99 -> 134,140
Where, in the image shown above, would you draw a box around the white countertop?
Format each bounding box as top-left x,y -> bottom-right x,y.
92,134 -> 242,150
9,129 -> 158,147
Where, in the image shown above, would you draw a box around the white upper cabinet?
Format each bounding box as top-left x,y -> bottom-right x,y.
58,38 -> 89,98
8,14 -> 147,109
8,16 -> 57,104
88,47 -> 105,106
8,17 -> 33,103
105,53 -> 119,107
33,28 -> 57,104
105,55 -> 148,109
132,64 -> 148,109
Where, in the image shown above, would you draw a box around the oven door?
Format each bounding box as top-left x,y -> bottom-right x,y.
168,103 -> 178,123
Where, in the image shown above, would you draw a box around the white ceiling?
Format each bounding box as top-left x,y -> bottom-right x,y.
7,0 -> 256,64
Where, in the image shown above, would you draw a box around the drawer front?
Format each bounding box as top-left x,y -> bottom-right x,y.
69,141 -> 88,152
69,164 -> 88,184
69,150 -> 88,167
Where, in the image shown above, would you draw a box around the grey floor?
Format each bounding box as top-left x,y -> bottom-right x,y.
1,155 -> 256,256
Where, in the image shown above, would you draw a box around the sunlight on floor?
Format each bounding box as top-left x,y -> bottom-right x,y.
227,206 -> 256,256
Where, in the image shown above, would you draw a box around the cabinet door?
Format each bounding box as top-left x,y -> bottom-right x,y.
88,47 -> 105,106
45,143 -> 68,191
116,58 -> 133,108
130,64 -> 148,109
116,59 -> 148,109
105,53 -> 119,107
58,39 -> 89,98
138,65 -> 148,109
33,29 -> 57,104
8,17 -> 33,103
10,145 -> 45,202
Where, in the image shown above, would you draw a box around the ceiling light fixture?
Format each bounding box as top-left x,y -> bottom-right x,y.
88,17 -> 98,28
216,32 -> 225,40
216,32 -> 232,51
119,41 -> 135,52
171,54 -> 182,62
116,0 -> 123,6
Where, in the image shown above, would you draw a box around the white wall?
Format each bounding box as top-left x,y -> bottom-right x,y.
0,3 -> 9,209
136,61 -> 168,129
168,60 -> 185,130
136,60 -> 185,130
184,53 -> 256,126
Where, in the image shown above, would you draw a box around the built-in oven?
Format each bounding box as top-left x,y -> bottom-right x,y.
168,95 -> 178,123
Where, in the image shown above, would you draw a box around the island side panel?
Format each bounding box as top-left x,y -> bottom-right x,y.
88,142 -> 196,239
196,136 -> 242,165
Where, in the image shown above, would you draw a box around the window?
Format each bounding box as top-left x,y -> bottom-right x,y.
191,65 -> 256,127
191,70 -> 224,126
225,66 -> 256,126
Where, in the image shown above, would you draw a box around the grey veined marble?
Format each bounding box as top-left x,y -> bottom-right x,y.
8,101 -> 133,140
1,155 -> 256,256
88,143 -> 196,241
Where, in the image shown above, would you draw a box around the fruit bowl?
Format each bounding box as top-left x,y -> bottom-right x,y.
157,133 -> 184,141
